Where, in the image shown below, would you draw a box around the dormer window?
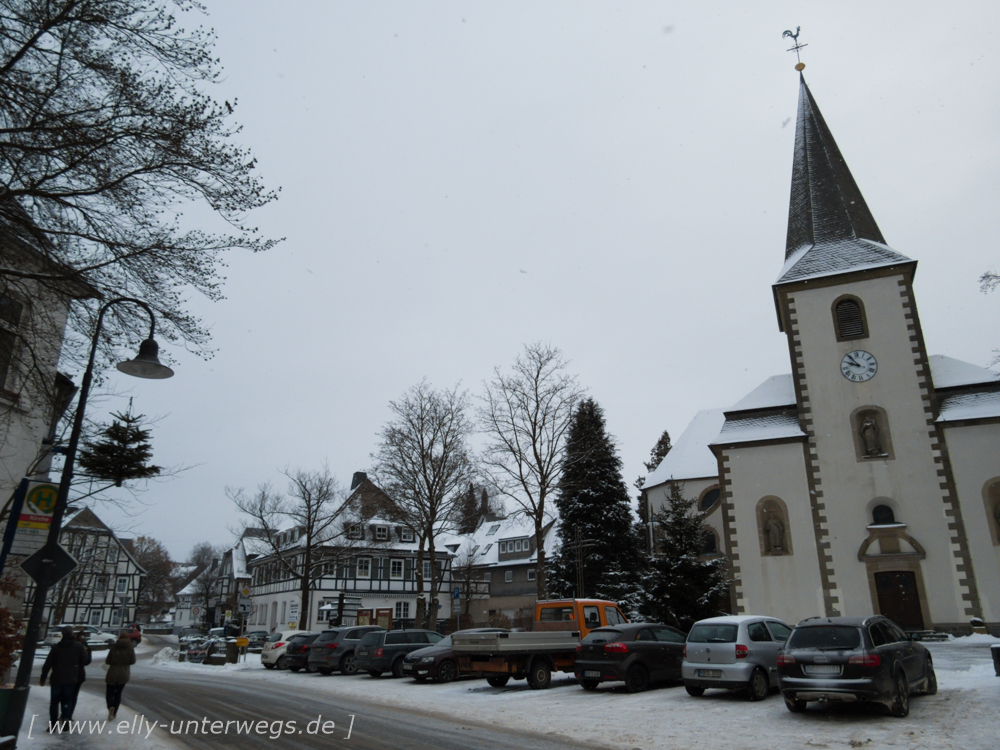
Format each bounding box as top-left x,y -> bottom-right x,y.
375,526 -> 388,541
400,527 -> 414,543
347,524 -> 362,540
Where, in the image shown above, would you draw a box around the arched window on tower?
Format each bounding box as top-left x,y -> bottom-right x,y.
872,505 -> 896,525
833,297 -> 867,340
700,529 -> 718,556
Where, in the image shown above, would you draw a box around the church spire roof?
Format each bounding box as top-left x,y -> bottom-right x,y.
777,75 -> 911,285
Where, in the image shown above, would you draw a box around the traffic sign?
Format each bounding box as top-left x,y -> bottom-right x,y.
191,606 -> 201,616
236,637 -> 249,647
240,586 -> 251,597
20,543 -> 77,586
452,586 -> 460,599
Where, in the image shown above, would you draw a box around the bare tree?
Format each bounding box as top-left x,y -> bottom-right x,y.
371,381 -> 477,629
188,548 -> 225,629
450,546 -> 487,628
187,542 -> 219,570
478,343 -> 584,598
131,536 -> 173,620
229,466 -> 367,630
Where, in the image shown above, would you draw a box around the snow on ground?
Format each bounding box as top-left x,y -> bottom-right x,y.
146,636 -> 999,750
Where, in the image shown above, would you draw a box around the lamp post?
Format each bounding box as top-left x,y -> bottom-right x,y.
5,298 -> 173,737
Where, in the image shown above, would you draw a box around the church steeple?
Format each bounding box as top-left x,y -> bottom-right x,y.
777,75 -> 911,285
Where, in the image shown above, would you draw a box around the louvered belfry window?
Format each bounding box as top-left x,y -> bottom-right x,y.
836,299 -> 865,338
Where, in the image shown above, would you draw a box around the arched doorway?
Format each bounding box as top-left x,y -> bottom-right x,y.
873,571 -> 924,630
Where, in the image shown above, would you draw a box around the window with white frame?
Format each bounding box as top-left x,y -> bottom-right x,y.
356,557 -> 371,578
89,610 -> 102,626
400,527 -> 414,542
115,577 -> 128,594
390,559 -> 404,579
375,526 -> 388,541
514,540 -> 522,552
95,576 -> 107,592
484,571 -> 491,582
395,601 -> 410,619
504,570 -> 513,583
527,568 -> 536,581
347,523 -> 362,539
111,609 -> 121,625
499,542 -> 506,553
422,561 -> 431,581
106,546 -> 118,563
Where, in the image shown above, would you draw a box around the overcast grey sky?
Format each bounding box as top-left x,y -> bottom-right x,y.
83,1 -> 1000,561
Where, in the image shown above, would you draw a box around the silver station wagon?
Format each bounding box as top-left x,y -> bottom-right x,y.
682,615 -> 793,701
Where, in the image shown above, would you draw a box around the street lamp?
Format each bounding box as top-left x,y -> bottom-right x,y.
5,298 -> 173,736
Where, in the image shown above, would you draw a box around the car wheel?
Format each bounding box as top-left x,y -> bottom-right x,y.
289,666 -> 301,673
889,672 -> 909,718
746,668 -> 769,701
436,660 -> 458,684
486,675 -> 510,688
784,696 -> 807,713
526,659 -> 552,690
275,656 -> 287,670
339,653 -> 357,675
317,667 -> 333,675
684,684 -> 705,697
368,670 -> 383,678
262,662 -> 275,670
625,664 -> 650,693
391,658 -> 405,678
580,679 -> 599,691
922,663 -> 937,696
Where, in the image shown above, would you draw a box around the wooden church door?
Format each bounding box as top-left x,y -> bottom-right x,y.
874,571 -> 924,631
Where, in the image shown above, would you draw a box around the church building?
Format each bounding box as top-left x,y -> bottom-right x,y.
643,74 -> 1000,634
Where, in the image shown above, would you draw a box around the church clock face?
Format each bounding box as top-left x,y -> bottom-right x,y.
841,350 -> 878,382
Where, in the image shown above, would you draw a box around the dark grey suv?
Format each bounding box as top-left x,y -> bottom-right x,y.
307,625 -> 384,675
354,629 -> 444,678
777,615 -> 936,717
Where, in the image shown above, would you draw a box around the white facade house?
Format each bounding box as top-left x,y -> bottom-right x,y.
644,76 -> 1000,634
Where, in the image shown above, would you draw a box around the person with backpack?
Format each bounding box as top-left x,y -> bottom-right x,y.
40,626 -> 91,730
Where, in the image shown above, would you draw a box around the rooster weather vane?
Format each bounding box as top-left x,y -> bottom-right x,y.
783,27 -> 807,71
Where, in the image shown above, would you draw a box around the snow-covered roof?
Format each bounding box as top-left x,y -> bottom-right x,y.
729,374 -> 796,412
777,238 -> 912,285
644,409 -> 725,488
936,391 -> 1000,423
929,355 -> 999,389
714,413 -> 806,445
459,514 -> 559,568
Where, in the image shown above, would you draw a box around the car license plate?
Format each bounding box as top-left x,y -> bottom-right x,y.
402,664 -> 412,672
698,669 -> 721,678
359,650 -> 368,656
584,670 -> 600,678
804,664 -> 842,676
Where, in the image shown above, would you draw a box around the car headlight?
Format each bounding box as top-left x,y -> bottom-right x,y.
419,657 -> 435,664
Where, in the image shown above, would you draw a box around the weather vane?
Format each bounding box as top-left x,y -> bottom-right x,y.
782,27 -> 807,71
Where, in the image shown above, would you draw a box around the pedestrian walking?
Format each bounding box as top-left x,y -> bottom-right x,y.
104,631 -> 136,721
40,626 -> 92,731
69,631 -> 92,718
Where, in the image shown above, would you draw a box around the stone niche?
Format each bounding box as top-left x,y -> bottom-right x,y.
756,496 -> 792,557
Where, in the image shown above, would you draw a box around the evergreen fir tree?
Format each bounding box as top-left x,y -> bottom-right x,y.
646,480 -> 729,631
547,398 -> 645,599
455,483 -> 479,534
77,405 -> 162,487
635,429 -> 671,525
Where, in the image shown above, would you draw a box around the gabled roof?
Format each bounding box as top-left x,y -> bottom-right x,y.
644,409 -> 725,488
728,375 -> 796,412
777,76 -> 912,286
929,355 -> 999,389
460,514 -> 559,568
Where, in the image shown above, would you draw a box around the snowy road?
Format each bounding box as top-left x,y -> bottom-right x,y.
19,634 -> 999,750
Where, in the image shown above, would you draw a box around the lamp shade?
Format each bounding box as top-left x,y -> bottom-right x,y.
116,338 -> 174,379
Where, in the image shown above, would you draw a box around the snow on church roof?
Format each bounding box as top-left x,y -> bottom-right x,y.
776,238 -> 912,285
644,409 -> 725,488
729,374 -> 796,412
715,413 -> 805,445
937,391 -> 1000,423
929,355 -> 999,389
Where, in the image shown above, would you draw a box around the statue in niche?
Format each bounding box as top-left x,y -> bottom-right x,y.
859,415 -> 884,457
765,514 -> 785,554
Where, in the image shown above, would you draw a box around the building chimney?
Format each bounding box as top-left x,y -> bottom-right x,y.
351,472 -> 367,490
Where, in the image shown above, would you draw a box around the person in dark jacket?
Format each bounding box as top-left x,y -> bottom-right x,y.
40,626 -> 91,729
69,631 -> 92,718
104,632 -> 136,721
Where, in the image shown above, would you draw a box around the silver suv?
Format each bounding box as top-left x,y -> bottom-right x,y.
682,615 -> 793,701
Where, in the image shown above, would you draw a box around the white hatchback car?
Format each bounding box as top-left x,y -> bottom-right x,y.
682,615 -> 793,701
261,629 -> 311,669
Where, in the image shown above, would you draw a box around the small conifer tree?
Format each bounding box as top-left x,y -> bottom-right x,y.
77,404 -> 162,487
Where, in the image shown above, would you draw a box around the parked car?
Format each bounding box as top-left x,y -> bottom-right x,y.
244,630 -> 269,651
186,637 -> 224,664
283,632 -> 320,672
208,627 -> 226,639
776,615 -> 936,717
261,629 -> 311,669
682,615 -> 793,700
43,624 -> 116,649
178,628 -> 202,645
355,629 -> 445,678
402,628 -> 508,683
308,626 -> 384,675
120,624 -> 142,644
574,623 -> 687,692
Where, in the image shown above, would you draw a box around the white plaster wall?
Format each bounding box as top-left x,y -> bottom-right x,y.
940,421 -> 1000,623
790,274 -> 966,625
723,441 -> 823,624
